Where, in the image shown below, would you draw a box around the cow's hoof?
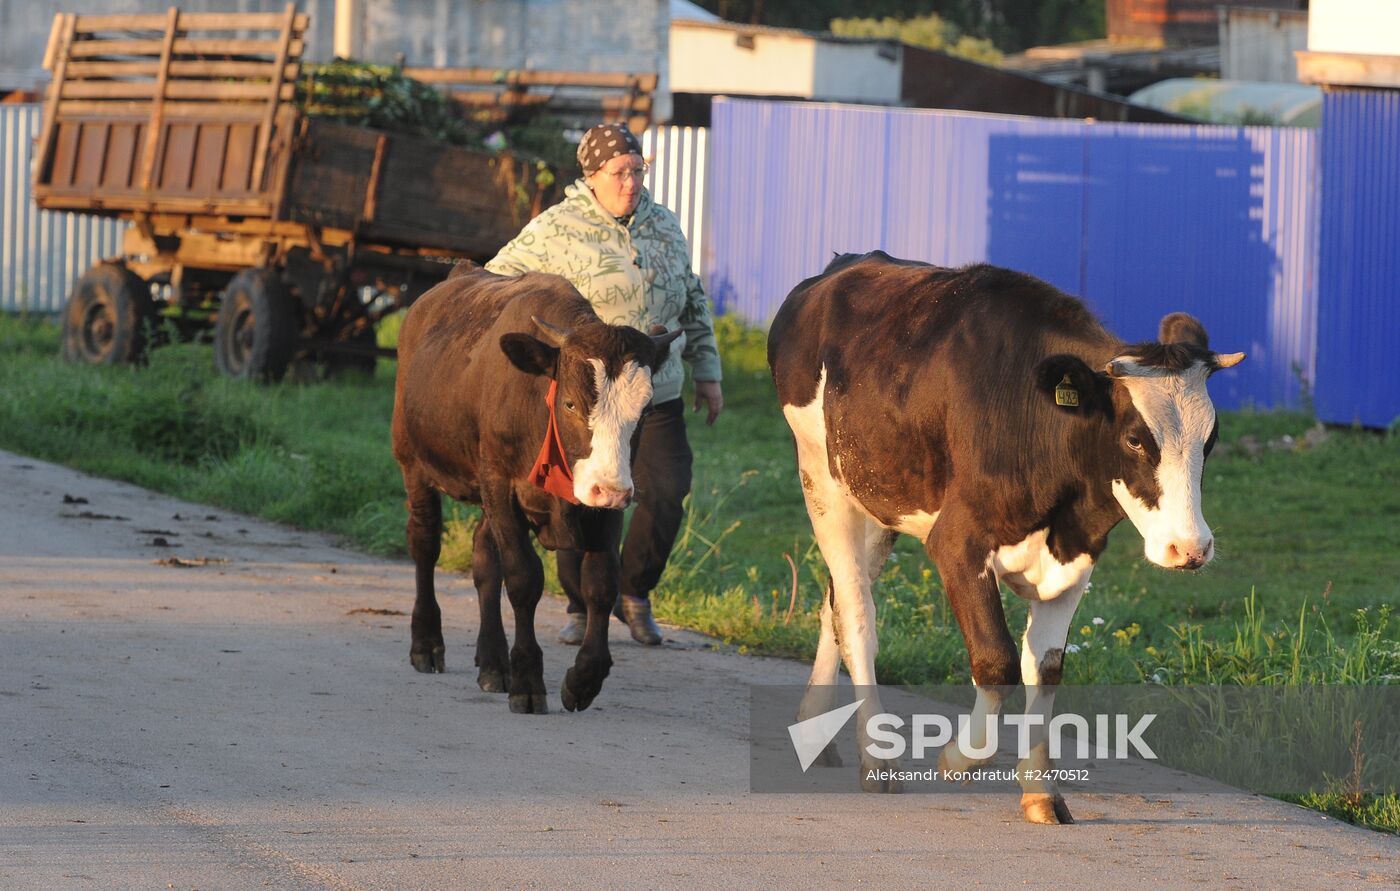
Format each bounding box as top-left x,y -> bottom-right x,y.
508,692 -> 549,714
812,741 -> 842,768
410,646 -> 445,673
477,666 -> 509,693
560,682 -> 581,712
937,746 -> 991,778
1022,792 -> 1074,825
560,668 -> 601,712
859,759 -> 903,794
937,748 -> 965,781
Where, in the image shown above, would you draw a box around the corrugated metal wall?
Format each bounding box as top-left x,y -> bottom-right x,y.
642,125 -> 708,276
1,104 -> 127,315
707,98 -> 1319,411
1315,89 -> 1400,429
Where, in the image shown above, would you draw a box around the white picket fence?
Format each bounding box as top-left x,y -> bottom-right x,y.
642,124 -> 709,277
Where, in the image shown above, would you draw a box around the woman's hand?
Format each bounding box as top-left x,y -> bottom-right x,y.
693,380 -> 724,425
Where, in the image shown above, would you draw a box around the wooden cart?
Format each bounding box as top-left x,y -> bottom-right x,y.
32,6 -> 563,379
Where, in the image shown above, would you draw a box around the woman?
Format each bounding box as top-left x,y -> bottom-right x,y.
485,123 -> 723,645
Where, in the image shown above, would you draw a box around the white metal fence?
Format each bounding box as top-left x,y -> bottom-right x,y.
0,107 -> 711,314
642,124 -> 709,277
1,104 -> 127,314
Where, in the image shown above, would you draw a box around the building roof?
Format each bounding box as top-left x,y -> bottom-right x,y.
670,0 -> 721,23
670,16 -> 900,48
1130,78 -> 1322,126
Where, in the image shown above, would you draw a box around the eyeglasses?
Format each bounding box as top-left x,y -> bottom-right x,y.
601,162 -> 649,182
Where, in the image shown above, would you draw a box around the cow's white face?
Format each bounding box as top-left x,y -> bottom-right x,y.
1109,359 -> 1218,570
1036,313 -> 1242,571
499,315 -> 680,510
570,358 -> 653,509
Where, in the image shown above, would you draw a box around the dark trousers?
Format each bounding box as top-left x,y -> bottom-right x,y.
560,398 -> 693,613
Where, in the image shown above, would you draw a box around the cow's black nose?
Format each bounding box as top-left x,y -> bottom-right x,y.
1167,539 -> 1211,570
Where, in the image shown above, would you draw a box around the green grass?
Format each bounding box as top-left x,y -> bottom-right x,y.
1281,790 -> 1400,832
0,316 -> 406,555
3,312 -> 1398,833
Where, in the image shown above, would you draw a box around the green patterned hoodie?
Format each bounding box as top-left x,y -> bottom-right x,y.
484,179 -> 721,406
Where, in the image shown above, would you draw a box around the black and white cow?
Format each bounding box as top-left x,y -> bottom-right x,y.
767,252 -> 1243,823
392,265 -> 678,714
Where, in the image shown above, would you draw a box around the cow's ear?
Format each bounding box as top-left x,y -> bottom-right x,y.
1159,312 -> 1209,348
500,334 -> 557,377
1035,354 -> 1105,415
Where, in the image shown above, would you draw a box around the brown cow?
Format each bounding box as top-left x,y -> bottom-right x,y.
392,266 -> 678,713
768,252 -> 1244,821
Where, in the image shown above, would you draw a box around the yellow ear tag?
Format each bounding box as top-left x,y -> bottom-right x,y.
1054,374 -> 1079,407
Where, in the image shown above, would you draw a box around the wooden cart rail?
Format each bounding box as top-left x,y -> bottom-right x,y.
402,67 -> 657,133
34,3 -> 306,217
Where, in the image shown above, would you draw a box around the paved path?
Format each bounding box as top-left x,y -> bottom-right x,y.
1,451 -> 1395,889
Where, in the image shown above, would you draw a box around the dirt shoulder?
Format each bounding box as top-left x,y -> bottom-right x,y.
0,450 -> 1395,890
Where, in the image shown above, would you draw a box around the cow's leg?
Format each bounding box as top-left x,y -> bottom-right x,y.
1015,578 -> 1089,825
828,512 -> 904,792
795,580 -> 845,766
404,476 -> 446,674
785,392 -> 898,791
926,505 -> 1019,775
483,487 -> 548,714
806,499 -> 897,791
865,526 -> 898,580
796,526 -> 897,768
471,516 -> 510,693
561,513 -> 623,712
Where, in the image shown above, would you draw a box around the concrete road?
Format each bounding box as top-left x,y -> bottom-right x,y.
1,451 -> 1395,890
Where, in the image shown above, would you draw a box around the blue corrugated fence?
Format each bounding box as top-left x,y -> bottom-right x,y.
1316,89 -> 1400,429
706,98 -> 1319,412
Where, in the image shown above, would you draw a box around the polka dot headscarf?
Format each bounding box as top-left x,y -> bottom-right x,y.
577,123 -> 643,175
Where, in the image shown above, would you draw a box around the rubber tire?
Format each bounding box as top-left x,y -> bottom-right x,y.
213,268 -> 298,381
60,262 -> 155,365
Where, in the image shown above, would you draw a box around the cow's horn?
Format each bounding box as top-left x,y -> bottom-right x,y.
650,327 -> 683,349
531,316 -> 572,346
1105,357 -> 1169,379
1215,351 -> 1246,369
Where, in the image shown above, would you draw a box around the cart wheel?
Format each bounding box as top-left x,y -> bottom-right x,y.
214,269 -> 298,381
60,262 -> 155,365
